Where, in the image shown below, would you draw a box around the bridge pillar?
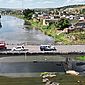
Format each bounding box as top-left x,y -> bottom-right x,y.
65,57 -> 73,70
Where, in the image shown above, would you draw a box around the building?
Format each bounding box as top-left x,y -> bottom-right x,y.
74,21 -> 85,30
43,18 -> 58,26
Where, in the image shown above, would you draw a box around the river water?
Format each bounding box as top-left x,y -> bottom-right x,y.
0,15 -> 54,45
0,54 -> 85,77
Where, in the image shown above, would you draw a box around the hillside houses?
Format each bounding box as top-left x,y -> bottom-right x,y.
75,21 -> 85,30
32,6 -> 85,30
43,14 -> 84,26
63,21 -> 85,33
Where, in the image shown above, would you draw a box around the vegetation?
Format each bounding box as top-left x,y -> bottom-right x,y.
81,9 -> 85,14
76,56 -> 85,61
0,76 -> 42,85
23,9 -> 34,20
56,18 -> 71,30
0,74 -> 85,85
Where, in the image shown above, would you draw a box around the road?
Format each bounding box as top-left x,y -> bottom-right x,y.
6,45 -> 85,53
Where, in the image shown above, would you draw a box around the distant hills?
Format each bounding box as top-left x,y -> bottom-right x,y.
0,8 -> 21,12
32,4 -> 85,12
0,4 -> 85,12
59,4 -> 85,9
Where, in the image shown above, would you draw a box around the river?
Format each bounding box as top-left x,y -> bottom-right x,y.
0,15 -> 54,45
0,54 -> 85,77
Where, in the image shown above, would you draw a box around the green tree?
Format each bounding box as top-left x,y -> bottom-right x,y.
81,9 -> 85,14
56,18 -> 70,30
23,9 -> 34,19
47,22 -> 56,29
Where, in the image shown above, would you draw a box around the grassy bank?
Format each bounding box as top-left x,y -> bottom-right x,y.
0,76 -> 42,85
76,56 -> 85,61
0,74 -> 85,85
10,14 -> 25,19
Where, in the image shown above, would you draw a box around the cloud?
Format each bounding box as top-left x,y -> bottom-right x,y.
43,1 -> 55,4
23,0 -> 33,2
7,0 -> 33,3
36,0 -> 55,4
0,0 -> 85,8
67,0 -> 85,3
8,0 -> 17,3
63,0 -> 85,6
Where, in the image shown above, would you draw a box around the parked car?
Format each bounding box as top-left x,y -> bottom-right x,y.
11,46 -> 25,51
0,41 -> 7,50
40,45 -> 56,51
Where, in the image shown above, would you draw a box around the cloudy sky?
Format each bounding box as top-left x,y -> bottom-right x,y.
0,0 -> 85,8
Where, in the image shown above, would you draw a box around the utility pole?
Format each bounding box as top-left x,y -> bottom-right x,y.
0,13 -> 1,21
0,13 -> 2,28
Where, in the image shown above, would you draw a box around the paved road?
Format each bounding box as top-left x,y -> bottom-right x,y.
6,45 -> 85,53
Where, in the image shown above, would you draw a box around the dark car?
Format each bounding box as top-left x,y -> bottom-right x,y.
40,45 -> 56,51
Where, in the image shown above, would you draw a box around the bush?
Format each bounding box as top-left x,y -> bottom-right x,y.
56,18 -> 71,30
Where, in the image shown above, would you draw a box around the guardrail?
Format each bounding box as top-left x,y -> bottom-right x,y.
0,50 -> 85,55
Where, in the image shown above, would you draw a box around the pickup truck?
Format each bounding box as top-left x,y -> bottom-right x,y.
11,46 -> 25,51
0,41 -> 7,50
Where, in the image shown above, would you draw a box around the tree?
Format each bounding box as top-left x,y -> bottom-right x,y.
56,18 -> 70,30
23,9 -> 34,19
81,9 -> 85,14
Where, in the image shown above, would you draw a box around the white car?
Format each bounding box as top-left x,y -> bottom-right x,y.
12,46 -> 25,51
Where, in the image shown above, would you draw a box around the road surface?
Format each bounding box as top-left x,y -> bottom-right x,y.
6,45 -> 85,53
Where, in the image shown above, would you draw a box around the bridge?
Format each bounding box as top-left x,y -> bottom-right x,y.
0,45 -> 85,55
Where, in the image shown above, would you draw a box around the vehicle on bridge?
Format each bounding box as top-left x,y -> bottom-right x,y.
0,41 -> 7,50
40,45 -> 56,51
11,46 -> 25,51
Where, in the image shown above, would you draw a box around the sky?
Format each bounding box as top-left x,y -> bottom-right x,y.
0,0 -> 85,9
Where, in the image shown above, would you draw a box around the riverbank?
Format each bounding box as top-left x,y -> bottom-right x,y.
75,56 -> 85,61
27,19 -> 85,45
0,74 -> 85,85
0,76 -> 42,85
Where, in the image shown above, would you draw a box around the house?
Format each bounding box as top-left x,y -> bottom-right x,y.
50,16 -> 54,19
69,15 -> 75,20
37,14 -> 44,19
43,18 -> 58,26
61,15 -> 66,18
63,21 -> 85,33
74,21 -> 85,30
43,15 -> 60,26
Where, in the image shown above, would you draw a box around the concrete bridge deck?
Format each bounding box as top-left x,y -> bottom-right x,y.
0,45 -> 85,55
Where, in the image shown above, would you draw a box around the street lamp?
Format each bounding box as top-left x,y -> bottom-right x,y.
25,51 -> 27,61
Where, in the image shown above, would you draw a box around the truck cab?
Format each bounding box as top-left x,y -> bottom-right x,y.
0,41 -> 7,50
